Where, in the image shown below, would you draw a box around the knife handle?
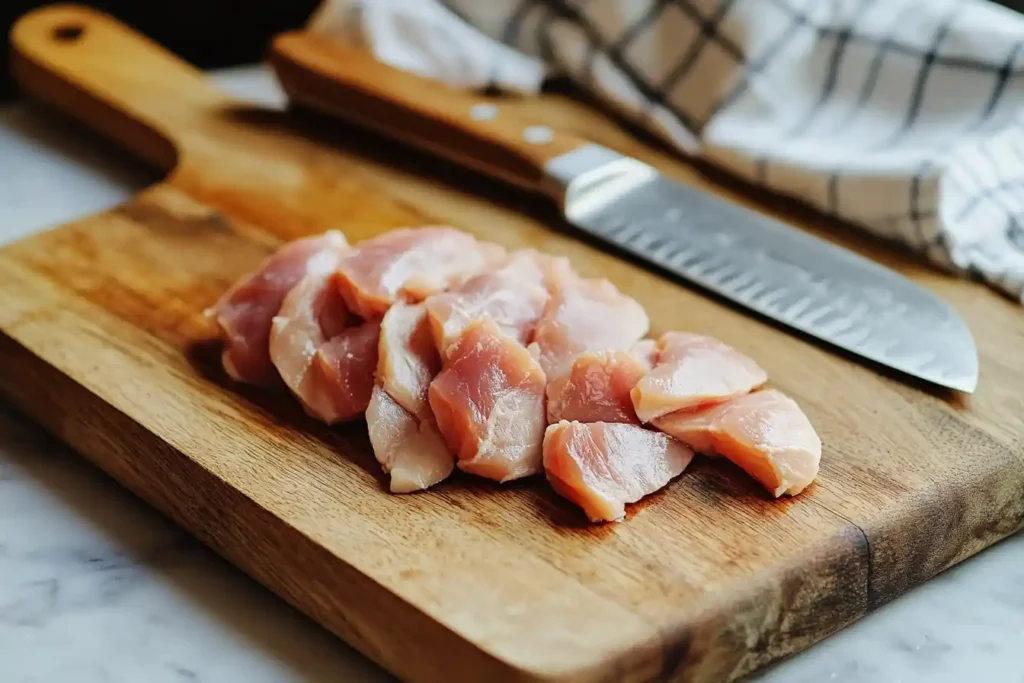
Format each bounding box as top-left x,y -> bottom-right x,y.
269,32 -> 588,194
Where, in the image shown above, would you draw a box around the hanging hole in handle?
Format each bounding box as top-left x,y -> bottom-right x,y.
52,24 -> 84,42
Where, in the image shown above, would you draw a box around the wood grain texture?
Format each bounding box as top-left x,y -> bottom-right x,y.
4,5 -> 1024,682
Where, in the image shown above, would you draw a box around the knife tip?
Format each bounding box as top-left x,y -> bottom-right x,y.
947,371 -> 978,394
936,347 -> 978,395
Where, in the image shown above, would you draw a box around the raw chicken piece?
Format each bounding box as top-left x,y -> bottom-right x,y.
424,258 -> 550,355
543,421 -> 694,523
632,332 -> 767,423
652,389 -> 821,497
530,278 -> 649,381
207,231 -> 348,386
371,302 -> 453,492
630,339 -> 659,371
546,350 -> 648,424
335,227 -> 505,319
377,302 -> 442,418
502,248 -> 578,293
429,319 -> 547,482
311,321 -> 381,421
366,385 -> 455,493
270,251 -> 380,422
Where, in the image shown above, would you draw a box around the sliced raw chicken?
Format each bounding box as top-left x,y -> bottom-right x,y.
652,389 -> 821,497
309,321 -> 381,421
529,278 -> 649,381
207,231 -> 348,386
370,302 -> 452,491
632,332 -> 767,423
543,421 -> 694,523
630,339 -> 659,371
377,302 -> 442,419
335,226 -> 505,319
546,350 -> 648,424
502,248 -> 578,293
428,319 -> 547,482
270,247 -> 380,423
424,258 -> 550,355
366,385 -> 455,493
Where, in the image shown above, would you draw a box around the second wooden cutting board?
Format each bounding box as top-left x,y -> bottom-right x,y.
4,5 -> 1024,682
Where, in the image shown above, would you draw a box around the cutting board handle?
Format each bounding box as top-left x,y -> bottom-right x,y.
268,31 -> 587,193
9,4 -> 227,172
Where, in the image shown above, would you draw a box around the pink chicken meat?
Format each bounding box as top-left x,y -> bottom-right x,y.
429,319 -> 547,482
632,332 -> 767,423
630,339 -> 659,370
209,223 -> 822,515
546,350 -> 649,425
543,421 -> 695,522
424,252 -> 551,356
207,231 -> 349,386
503,248 -> 579,293
311,322 -> 380,421
377,301 -> 442,418
530,278 -> 649,381
269,245 -> 380,424
653,389 -> 821,497
367,386 -> 454,494
335,227 -> 505,319
367,301 -> 453,492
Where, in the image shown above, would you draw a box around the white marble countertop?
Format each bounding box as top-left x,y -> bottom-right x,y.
2,66 -> 1023,683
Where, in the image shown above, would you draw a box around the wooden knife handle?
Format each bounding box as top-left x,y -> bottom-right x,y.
269,31 -> 587,193
10,4 -> 229,172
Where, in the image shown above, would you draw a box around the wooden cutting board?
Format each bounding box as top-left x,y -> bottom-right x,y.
4,5 -> 1024,682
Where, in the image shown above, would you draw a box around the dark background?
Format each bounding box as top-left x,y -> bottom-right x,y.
0,0 -> 321,101
3,0 -> 1024,102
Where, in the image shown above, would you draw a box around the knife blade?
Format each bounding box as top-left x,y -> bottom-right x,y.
545,145 -> 978,392
269,32 -> 979,393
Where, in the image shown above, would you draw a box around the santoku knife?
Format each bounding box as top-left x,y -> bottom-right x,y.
268,32 -> 979,394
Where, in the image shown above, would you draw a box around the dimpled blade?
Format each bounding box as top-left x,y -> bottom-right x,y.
544,145 -> 978,393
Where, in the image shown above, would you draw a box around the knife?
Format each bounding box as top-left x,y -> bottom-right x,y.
268,32 -> 979,394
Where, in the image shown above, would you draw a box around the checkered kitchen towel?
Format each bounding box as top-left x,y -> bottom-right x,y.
309,0 -> 1024,302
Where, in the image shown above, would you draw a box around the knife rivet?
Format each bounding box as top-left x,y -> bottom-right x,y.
523,126 -> 553,144
470,104 -> 498,121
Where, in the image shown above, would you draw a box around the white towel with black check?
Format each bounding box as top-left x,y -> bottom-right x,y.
309,0 -> 1024,302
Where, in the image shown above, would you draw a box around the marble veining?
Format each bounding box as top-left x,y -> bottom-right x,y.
2,66 -> 1023,683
